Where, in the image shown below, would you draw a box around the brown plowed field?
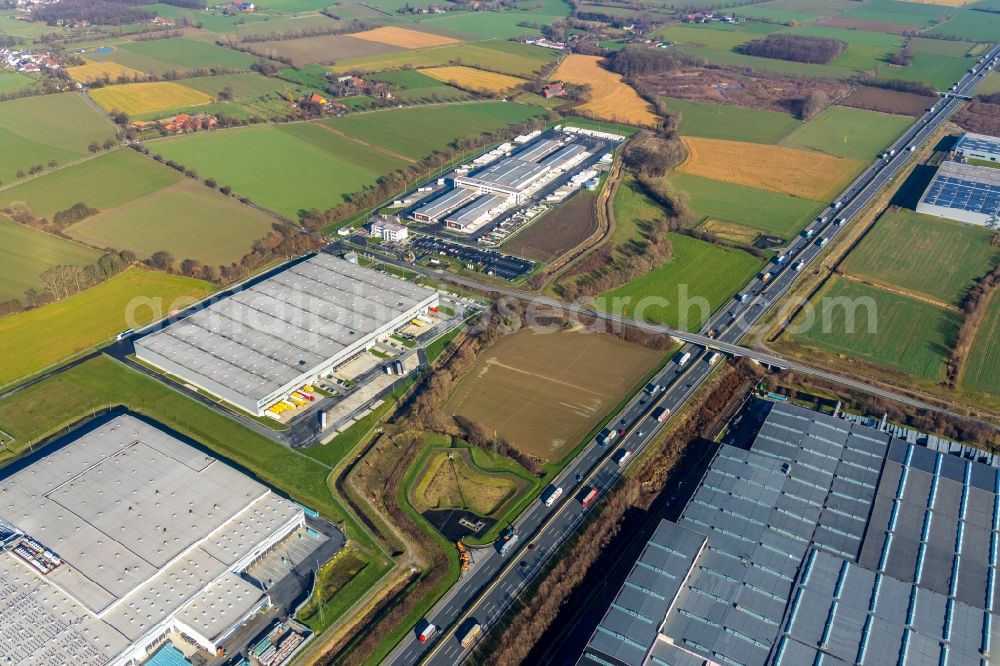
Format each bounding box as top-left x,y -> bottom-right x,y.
840,85 -> 936,116
506,192 -> 599,262
446,327 -> 661,462
638,67 -> 850,115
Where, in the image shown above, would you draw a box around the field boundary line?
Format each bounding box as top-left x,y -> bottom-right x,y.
314,122 -> 417,163
838,271 -> 960,312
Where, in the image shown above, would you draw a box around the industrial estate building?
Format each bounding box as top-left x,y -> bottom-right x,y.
408,129 -> 611,233
0,416 -> 309,666
954,131 -> 1000,163
369,216 -> 408,242
135,254 -> 438,416
916,159 -> 1000,227
578,402 -> 999,666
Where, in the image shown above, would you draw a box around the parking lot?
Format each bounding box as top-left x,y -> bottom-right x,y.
412,236 -> 534,281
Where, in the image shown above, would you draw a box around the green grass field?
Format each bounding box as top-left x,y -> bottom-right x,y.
963,289 -> 1000,396
979,72 -> 1000,96
787,277 -> 959,381
178,71 -> 298,98
65,179 -> 274,265
673,44 -> 857,79
656,23 -> 772,51
408,12 -> 542,38
598,233 -> 763,331
0,149 -> 179,218
150,122 -> 410,218
0,269 -> 213,385
609,174 -> 663,257
927,7 -> 1000,42
666,97 -> 801,144
0,216 -> 101,302
668,171 -> 822,239
787,24 -> 902,71
324,102 -> 545,160
780,105 -> 912,160
836,0 -> 952,27
0,72 -> 35,94
0,93 -> 116,184
842,208 -> 1000,306
88,37 -> 257,74
330,40 -> 558,77
876,52 -> 973,91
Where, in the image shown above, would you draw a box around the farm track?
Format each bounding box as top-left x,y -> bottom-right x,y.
838,272 -> 960,312
316,122 -> 417,163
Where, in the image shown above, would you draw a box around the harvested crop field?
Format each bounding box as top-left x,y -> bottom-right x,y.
699,218 -> 761,246
840,85 -> 935,116
349,25 -> 459,48
678,136 -> 862,201
89,82 -> 212,115
410,448 -> 524,516
422,66 -> 526,92
329,40 -> 557,77
554,54 -> 658,127
505,191 -> 598,262
446,327 -> 662,462
246,34 -> 400,67
66,59 -> 144,83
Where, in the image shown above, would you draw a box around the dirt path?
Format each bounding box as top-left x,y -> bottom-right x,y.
316,122 -> 417,164
838,271 -> 961,312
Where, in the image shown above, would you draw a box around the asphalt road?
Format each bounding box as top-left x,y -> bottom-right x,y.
382,43 -> 1000,666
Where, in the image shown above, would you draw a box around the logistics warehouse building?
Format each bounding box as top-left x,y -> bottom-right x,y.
0,416 -> 308,666
916,160 -> 1000,227
135,254 -> 438,416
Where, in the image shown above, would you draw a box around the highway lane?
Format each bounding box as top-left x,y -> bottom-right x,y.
383,44 -> 1000,665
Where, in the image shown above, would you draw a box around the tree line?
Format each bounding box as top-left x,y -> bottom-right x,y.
739,33 -> 847,64
947,244 -> 1000,388
33,0 -> 155,26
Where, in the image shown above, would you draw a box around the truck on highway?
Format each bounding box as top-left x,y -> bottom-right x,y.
417,620 -> 436,643
774,253 -> 787,265
580,486 -> 599,507
802,229 -> 815,239
613,448 -> 632,467
794,260 -> 805,272
674,351 -> 692,366
815,237 -> 829,248
497,532 -> 519,556
599,428 -> 618,447
705,352 -> 720,366
541,484 -> 563,506
738,293 -> 749,303
760,271 -> 773,283
458,620 -> 482,649
654,406 -> 671,422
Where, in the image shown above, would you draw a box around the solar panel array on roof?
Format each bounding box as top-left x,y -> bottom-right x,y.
775,549 -> 991,666
580,521 -> 705,666
918,161 -> 1000,216
955,131 -> 1000,161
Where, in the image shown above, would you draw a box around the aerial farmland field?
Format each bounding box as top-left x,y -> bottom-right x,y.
244,33 -> 401,67
86,37 -> 257,73
963,291 -> 1000,397
779,105 -> 912,160
553,54 -> 658,127
678,136 -> 863,201
446,327 -> 663,463
784,277 -> 959,382
421,66 -> 526,93
0,216 -> 101,303
841,208 -> 1000,306
598,233 -> 763,331
150,122 -> 409,218
324,102 -> 545,161
0,268 -> 213,386
0,93 -> 116,184
349,25 -> 460,48
506,191 -> 598,262
329,40 -> 557,77
667,172 -> 823,239
65,59 -> 144,83
89,82 -> 213,116
875,49 -> 974,91
666,97 -> 801,144
926,7 -> 1000,41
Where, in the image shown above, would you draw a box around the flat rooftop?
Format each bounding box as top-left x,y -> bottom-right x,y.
539,143 -> 587,170
445,193 -> 507,228
412,187 -> 477,220
513,138 -> 561,163
956,131 -> 1000,156
0,415 -> 304,665
135,254 -> 435,404
920,160 -> 1000,215
463,157 -> 549,191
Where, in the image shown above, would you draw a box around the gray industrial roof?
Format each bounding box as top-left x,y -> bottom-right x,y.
539,143 -> 587,171
956,131 -> 1000,158
577,401 -> 1000,666
513,138 -> 561,163
919,160 -> 1000,216
174,572 -> 265,642
465,157 -> 549,190
444,193 -> 507,228
135,254 -> 435,404
412,187 -> 477,220
0,415 -> 303,665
